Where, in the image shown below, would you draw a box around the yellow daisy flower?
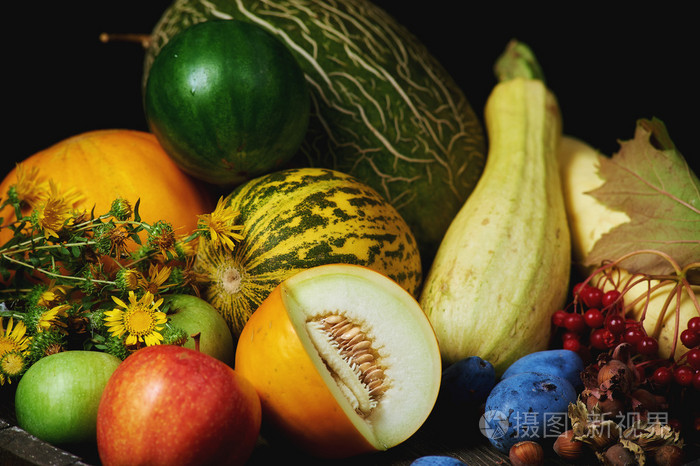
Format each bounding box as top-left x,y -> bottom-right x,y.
197,197 -> 244,251
13,163 -> 47,211
102,224 -> 131,259
0,318 -> 31,385
35,180 -> 74,239
37,281 -> 72,308
0,352 -> 27,385
116,268 -> 143,291
0,318 -> 31,355
104,291 -> 167,347
37,304 -> 70,333
55,181 -> 84,211
138,263 -> 172,295
179,235 -> 199,257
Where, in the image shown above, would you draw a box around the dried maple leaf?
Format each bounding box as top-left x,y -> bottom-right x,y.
584,118 -> 700,274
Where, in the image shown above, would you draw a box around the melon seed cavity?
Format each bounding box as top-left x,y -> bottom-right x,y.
305,314 -> 387,416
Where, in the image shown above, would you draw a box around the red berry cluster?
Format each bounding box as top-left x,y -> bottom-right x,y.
551,282 -> 660,359
553,281 -> 700,393
651,316 -> 700,390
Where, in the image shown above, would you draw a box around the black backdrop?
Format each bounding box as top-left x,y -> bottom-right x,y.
5,2 -> 698,178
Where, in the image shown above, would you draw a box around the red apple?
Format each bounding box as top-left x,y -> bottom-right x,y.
96,345 -> 261,466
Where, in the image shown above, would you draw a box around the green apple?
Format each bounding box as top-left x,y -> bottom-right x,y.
96,345 -> 261,465
14,350 -> 121,445
164,294 -> 235,366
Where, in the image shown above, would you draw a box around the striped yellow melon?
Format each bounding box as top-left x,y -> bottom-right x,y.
194,168 -> 422,338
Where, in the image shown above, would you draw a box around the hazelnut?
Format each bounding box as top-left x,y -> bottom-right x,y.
584,419 -> 621,450
509,440 -> 544,466
602,443 -> 635,466
553,429 -> 584,460
653,445 -> 684,466
597,359 -> 633,393
586,391 -> 628,419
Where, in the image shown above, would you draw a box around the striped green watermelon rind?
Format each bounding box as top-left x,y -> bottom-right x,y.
144,0 -> 486,264
193,167 -> 422,337
144,19 -> 310,185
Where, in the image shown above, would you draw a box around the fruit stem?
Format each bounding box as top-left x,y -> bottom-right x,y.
191,332 -> 202,352
99,32 -> 151,48
493,40 -> 546,83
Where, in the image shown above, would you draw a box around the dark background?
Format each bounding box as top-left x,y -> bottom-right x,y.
4,2 -> 698,178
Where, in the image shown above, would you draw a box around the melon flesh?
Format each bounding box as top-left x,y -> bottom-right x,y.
282,265 -> 441,449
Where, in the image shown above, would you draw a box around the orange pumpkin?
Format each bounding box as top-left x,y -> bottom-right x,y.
0,129 -> 213,246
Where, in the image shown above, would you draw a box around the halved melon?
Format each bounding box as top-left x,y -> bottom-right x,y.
234,263 -> 441,458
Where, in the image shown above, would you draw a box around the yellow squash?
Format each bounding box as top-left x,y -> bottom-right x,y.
557,136 -> 630,269
420,42 -> 571,374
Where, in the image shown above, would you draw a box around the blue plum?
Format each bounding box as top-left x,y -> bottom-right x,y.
439,356 -> 496,410
410,455 -> 468,466
481,371 -> 577,453
501,349 -> 584,388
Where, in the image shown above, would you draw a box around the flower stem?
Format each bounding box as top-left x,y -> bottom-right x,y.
1,254 -> 115,286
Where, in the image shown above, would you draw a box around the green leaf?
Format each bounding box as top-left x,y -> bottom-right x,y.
584,118 -> 700,274
133,198 -> 142,223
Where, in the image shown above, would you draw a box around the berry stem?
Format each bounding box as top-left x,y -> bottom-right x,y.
660,285 -> 681,360
647,281 -> 678,337
581,251 -> 700,365
610,249 -> 683,276
680,262 -> 700,311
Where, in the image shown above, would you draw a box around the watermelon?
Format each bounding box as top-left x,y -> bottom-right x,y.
144,0 -> 486,264
193,167 -> 422,338
144,19 -> 310,185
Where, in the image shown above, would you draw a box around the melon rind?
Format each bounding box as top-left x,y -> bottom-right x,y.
194,167 -> 422,338
282,264 -> 442,450
144,0 -> 486,264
